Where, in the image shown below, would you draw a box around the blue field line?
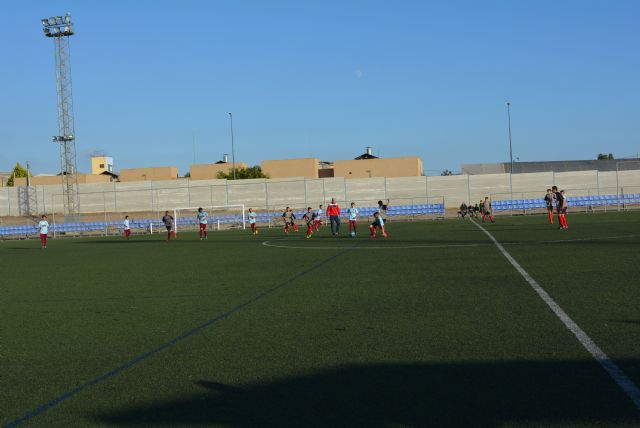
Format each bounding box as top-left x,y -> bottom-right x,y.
3,247 -> 353,428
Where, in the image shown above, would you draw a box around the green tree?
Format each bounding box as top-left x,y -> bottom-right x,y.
217,165 -> 269,180
597,153 -> 614,160
6,162 -> 30,186
441,169 -> 454,176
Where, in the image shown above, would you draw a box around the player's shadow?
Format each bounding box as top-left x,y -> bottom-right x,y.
93,360 -> 640,427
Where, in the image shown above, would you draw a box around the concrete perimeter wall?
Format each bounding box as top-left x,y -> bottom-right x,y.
2,170 -> 640,217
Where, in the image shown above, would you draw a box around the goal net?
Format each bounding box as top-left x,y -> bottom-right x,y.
172,204 -> 246,234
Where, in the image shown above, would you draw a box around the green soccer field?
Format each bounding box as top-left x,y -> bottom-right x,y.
2,212 -> 640,427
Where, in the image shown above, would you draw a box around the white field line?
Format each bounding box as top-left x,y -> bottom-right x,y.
471,220 -> 640,410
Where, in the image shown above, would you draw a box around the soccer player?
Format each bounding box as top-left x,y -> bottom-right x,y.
377,199 -> 389,218
458,202 -> 468,219
123,215 -> 132,240
302,207 -> 315,238
314,204 -> 324,230
162,211 -> 175,241
282,207 -> 297,234
544,188 -> 556,224
482,197 -> 495,223
347,202 -> 359,236
551,186 -> 569,229
551,186 -> 568,229
289,207 -> 299,232
561,190 -> 569,229
247,208 -> 258,234
197,207 -> 208,240
37,214 -> 49,249
369,211 -> 388,238
327,198 -> 341,236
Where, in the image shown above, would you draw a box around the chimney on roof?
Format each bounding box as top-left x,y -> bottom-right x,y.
223,153 -> 229,163
366,146 -> 372,156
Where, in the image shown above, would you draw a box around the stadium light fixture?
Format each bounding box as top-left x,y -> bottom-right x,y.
42,14 -> 74,37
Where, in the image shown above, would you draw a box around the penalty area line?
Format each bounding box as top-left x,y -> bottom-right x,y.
471,219 -> 640,411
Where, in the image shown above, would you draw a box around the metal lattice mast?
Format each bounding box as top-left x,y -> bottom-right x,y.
42,14 -> 80,218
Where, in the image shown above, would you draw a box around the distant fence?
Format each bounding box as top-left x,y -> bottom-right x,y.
1,169 -> 640,221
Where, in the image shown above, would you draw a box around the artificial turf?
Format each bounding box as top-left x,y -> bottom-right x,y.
2,211 -> 640,427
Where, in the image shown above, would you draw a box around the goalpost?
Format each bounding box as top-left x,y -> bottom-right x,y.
171,204 -> 246,235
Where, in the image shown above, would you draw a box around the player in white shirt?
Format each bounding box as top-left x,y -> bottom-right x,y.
197,208 -> 209,240
347,202 -> 359,237
314,204 -> 324,231
247,208 -> 258,235
37,214 -> 49,249
123,216 -> 132,240
369,211 -> 388,238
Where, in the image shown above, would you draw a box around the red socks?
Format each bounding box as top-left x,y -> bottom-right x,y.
548,210 -> 554,224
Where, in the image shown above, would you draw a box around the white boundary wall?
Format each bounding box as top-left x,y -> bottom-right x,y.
1,170 -> 640,216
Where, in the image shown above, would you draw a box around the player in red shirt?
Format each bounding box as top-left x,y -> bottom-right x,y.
326,198 -> 341,236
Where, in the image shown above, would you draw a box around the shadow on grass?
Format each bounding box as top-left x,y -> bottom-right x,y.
608,320 -> 640,325
93,361 -> 640,427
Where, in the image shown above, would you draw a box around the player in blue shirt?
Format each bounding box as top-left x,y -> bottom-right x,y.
197,208 -> 208,240
347,202 -> 359,237
247,208 -> 258,234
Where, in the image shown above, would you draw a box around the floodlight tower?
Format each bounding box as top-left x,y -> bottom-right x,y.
41,14 -> 80,219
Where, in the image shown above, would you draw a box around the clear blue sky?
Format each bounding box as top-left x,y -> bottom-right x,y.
1,0 -> 639,176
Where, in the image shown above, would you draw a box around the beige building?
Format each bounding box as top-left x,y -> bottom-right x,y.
190,162 -> 249,180
91,156 -> 114,175
333,157 -> 423,178
262,158 -> 320,179
13,174 -> 112,187
118,167 -> 178,182
261,150 -> 424,179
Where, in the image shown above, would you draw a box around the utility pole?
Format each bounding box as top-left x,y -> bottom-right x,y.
228,112 -> 236,180
507,102 -> 514,201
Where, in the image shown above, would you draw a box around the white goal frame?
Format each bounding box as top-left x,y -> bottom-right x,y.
172,204 -> 246,234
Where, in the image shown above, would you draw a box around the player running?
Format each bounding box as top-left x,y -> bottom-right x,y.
369,211 -> 388,238
458,202 -> 468,219
376,199 -> 389,218
314,204 -> 324,231
197,207 -> 208,240
37,214 -> 49,249
347,202 -> 359,236
123,215 -> 132,240
544,189 -> 556,224
282,207 -> 297,234
247,208 -> 258,234
302,207 -> 316,239
162,211 -> 175,241
482,197 -> 495,223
